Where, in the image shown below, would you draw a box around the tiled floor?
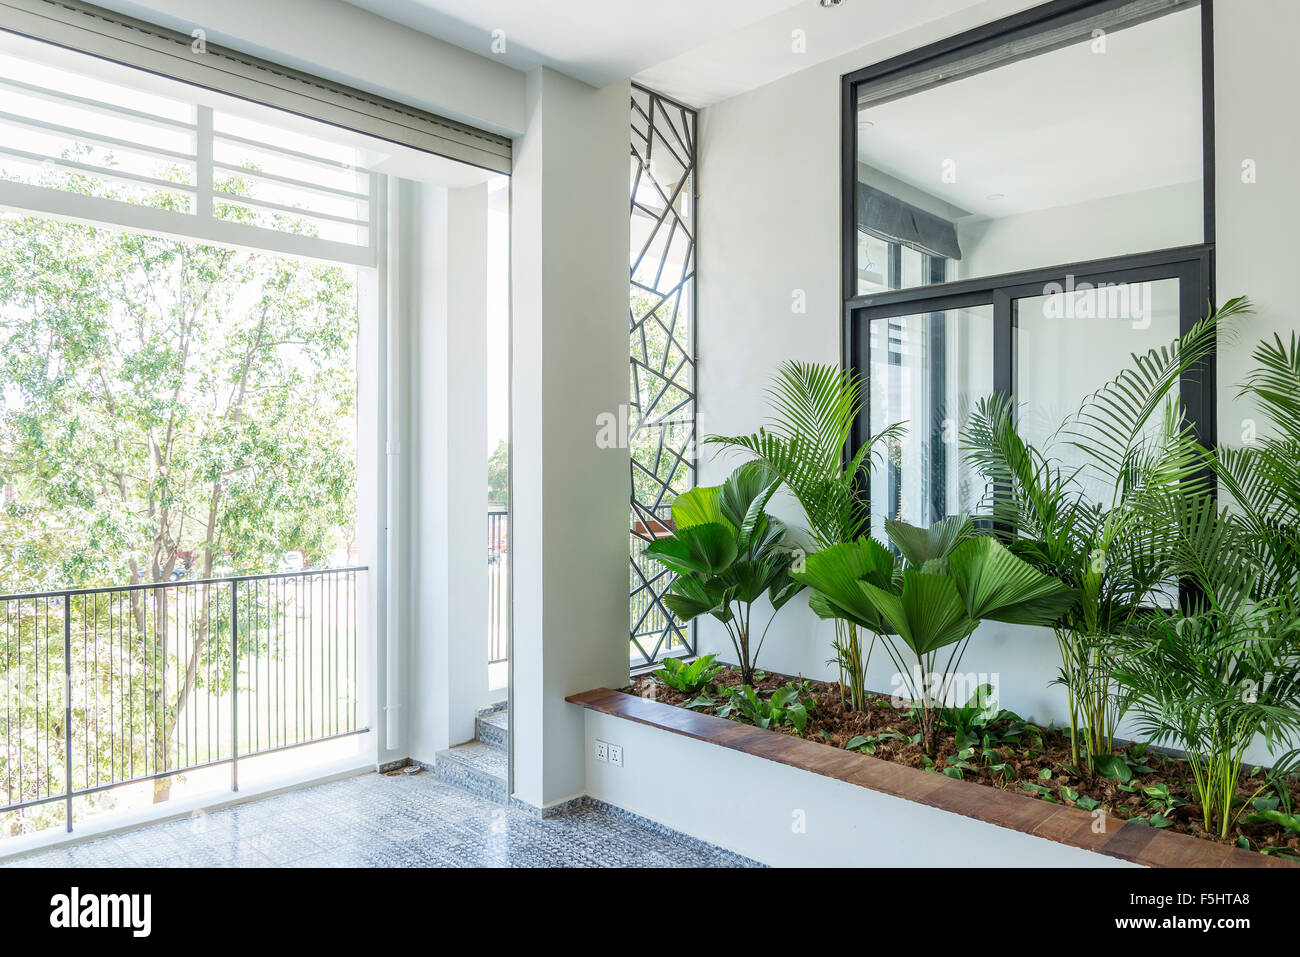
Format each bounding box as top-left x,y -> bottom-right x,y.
3,770 -> 761,868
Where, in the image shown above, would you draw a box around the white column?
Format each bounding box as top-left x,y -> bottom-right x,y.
511,68 -> 631,809
402,180 -> 493,763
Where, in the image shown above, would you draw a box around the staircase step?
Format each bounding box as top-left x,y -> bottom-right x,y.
433,741 -> 507,803
475,709 -> 509,751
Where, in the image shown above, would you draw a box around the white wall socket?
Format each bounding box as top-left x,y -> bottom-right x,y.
608,744 -> 624,767
594,740 -> 609,763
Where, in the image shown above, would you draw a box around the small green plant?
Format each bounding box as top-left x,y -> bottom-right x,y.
939,683 -> 999,749
651,654 -> 722,695
845,729 -> 906,754
1114,608 -> 1300,839
717,682 -> 813,734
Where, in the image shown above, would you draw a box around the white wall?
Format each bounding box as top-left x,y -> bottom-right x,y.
510,68 -> 631,809
694,0 -> 1299,760
956,181 -> 1203,280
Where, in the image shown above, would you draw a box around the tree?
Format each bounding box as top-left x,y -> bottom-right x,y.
487,439 -> 509,507
0,174 -> 357,821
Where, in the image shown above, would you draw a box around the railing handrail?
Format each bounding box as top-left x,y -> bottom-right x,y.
0,565 -> 370,603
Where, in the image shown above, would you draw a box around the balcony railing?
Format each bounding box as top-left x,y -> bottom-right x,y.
488,510 -> 508,665
0,566 -> 367,833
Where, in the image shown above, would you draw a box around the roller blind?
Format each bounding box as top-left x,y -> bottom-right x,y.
0,0 -> 513,174
857,184 -> 961,262
855,0 -> 1197,110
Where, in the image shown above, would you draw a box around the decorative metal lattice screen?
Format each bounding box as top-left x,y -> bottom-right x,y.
629,85 -> 696,665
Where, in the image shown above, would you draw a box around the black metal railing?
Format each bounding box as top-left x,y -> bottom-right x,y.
0,566 -> 367,833
488,510 -> 508,664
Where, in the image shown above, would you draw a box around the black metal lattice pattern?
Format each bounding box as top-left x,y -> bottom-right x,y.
629,85 -> 696,666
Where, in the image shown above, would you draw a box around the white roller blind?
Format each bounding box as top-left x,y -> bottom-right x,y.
856,0 -> 1197,110
0,0 -> 512,174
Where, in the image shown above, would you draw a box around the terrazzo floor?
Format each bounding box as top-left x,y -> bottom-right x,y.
2,770 -> 761,868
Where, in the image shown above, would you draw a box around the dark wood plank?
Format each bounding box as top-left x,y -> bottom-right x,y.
567,688 -> 1296,869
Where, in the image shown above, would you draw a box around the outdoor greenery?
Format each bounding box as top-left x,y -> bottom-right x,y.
0,174 -> 358,829
641,296 -> 1300,852
487,439 -> 510,507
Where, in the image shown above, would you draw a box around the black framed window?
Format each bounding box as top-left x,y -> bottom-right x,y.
841,0 -> 1216,518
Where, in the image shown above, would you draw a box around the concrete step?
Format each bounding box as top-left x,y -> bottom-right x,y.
433,741 -> 507,803
475,708 -> 508,751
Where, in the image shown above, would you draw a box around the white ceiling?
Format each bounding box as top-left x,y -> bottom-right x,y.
858,6 -> 1204,218
340,0 -> 807,89
637,0 -> 1013,107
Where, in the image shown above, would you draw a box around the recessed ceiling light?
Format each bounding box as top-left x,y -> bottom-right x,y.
986,193 -> 1005,201
820,0 -> 846,7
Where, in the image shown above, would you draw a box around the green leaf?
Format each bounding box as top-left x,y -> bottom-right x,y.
884,516 -> 973,567
670,485 -> 728,530
1093,753 -> 1133,783
791,538 -> 895,631
948,534 -> 1077,626
863,570 -> 974,656
1241,810 -> 1300,834
644,523 -> 738,576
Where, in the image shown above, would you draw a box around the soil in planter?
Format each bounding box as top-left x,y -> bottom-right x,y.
628,666 -> 1300,860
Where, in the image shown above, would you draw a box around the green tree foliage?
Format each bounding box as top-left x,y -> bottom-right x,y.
0,175 -> 358,827
487,439 -> 509,507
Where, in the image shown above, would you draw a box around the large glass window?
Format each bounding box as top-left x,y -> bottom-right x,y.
844,0 -> 1213,524
852,1 -> 1205,294
868,305 -> 994,536
0,28 -> 508,838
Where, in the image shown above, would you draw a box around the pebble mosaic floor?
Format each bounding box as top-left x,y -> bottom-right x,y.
3,770 -> 761,868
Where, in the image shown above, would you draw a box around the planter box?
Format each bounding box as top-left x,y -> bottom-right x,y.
567,689 -> 1294,868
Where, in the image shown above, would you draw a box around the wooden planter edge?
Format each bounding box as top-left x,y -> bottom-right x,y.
566,688 -> 1294,869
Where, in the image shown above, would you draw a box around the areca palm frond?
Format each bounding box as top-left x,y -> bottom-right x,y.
1214,332 -> 1300,611
704,361 -> 902,549
1062,297 -> 1248,502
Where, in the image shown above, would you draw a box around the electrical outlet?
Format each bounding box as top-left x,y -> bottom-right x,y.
594,740 -> 609,763
608,744 -> 623,767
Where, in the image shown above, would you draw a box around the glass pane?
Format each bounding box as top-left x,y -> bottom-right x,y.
868,304 -> 995,538
854,5 -> 1203,291
1014,276 -> 1182,501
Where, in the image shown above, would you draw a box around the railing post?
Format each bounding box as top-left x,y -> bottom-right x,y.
230,580 -> 238,793
63,593 -> 73,832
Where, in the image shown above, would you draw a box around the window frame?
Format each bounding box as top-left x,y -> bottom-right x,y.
840,0 -> 1218,515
